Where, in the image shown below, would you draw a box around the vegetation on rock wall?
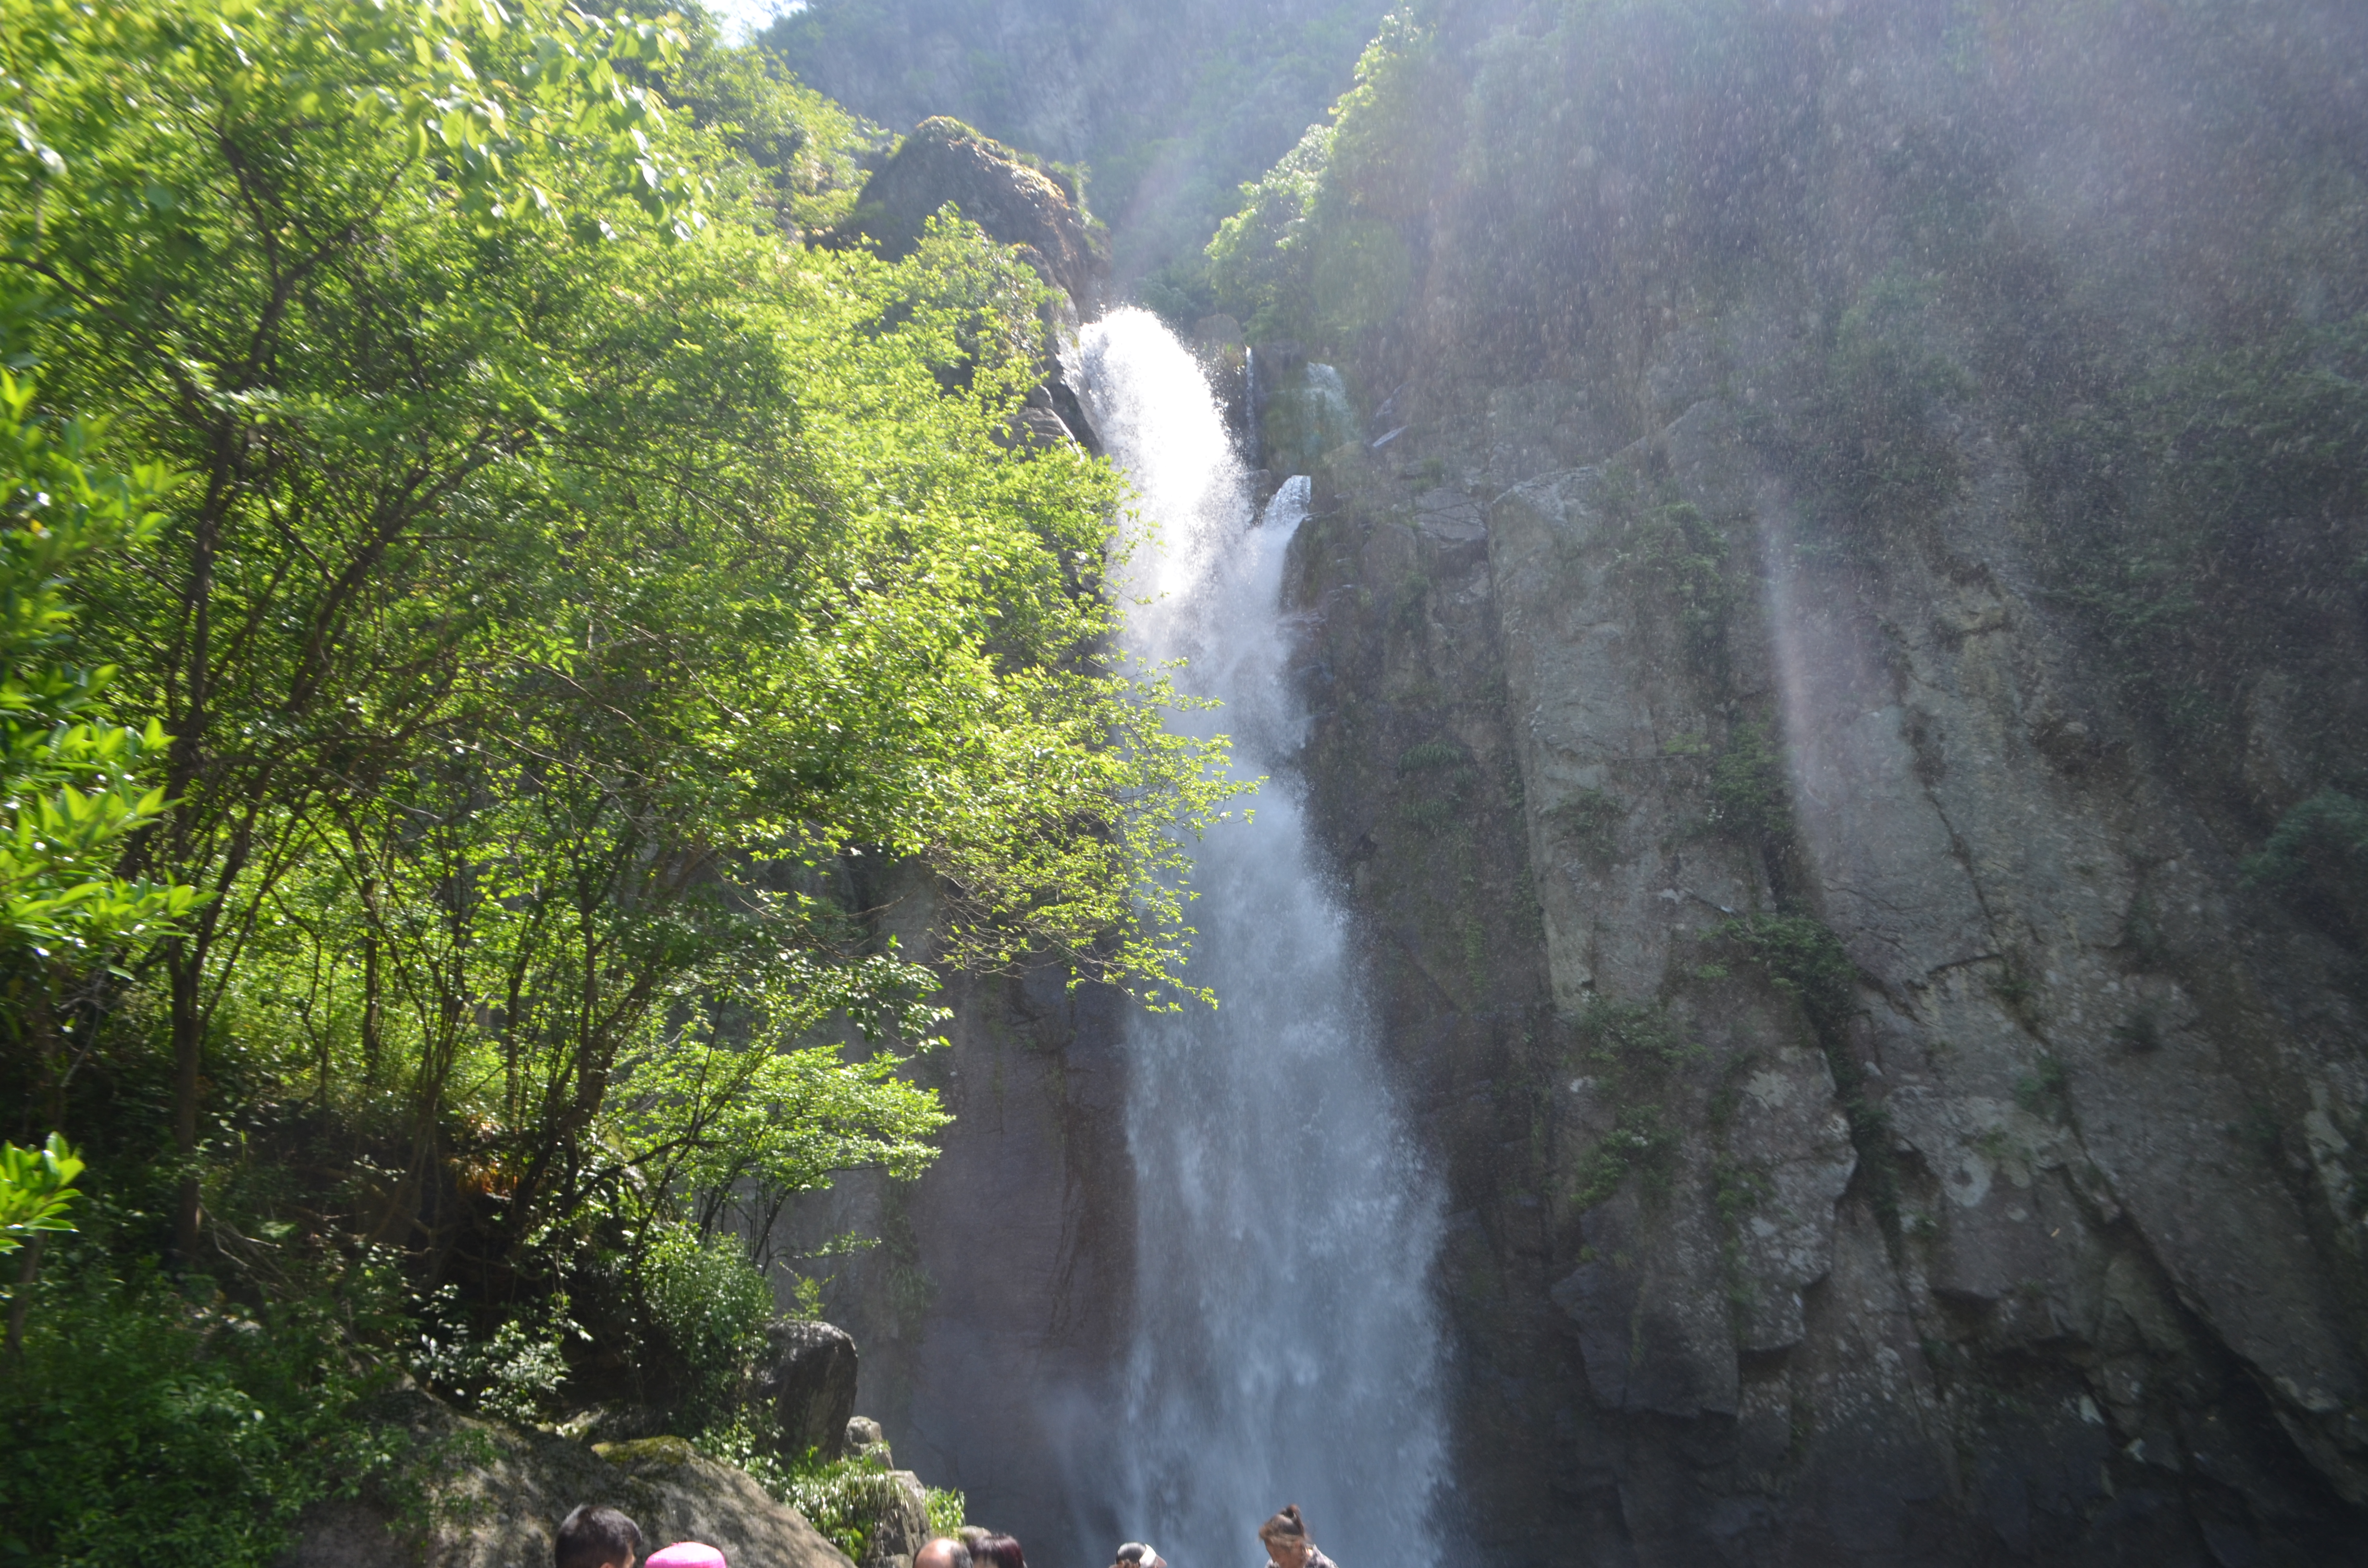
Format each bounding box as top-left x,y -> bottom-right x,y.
0,1 -> 1234,1559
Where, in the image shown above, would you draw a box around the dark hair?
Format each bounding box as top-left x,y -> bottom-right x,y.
1259,1506 -> 1307,1545
973,1534 -> 1026,1568
556,1505 -> 643,1568
923,1539 -> 975,1568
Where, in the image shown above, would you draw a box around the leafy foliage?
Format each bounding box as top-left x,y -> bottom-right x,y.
1779,272 -> 1972,542
637,1222 -> 777,1431
0,0 -> 1244,1550
0,1130 -> 79,1253
774,1447 -> 921,1563
0,379 -> 196,968
1575,996 -> 1700,1073
1204,12 -> 1449,345
0,1250 -> 406,1568
1703,725 -> 1789,849
2043,313 -> 2368,752
658,18 -> 884,236
1720,913 -> 1856,1032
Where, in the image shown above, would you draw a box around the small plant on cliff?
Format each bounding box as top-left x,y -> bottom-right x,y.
1622,499 -> 1736,678
1575,997 -> 1702,1073
1397,740 -> 1467,772
1720,914 -> 1856,1032
1703,725 -> 1792,849
2244,790 -> 2368,947
1761,270 -> 1971,548
1396,738 -> 1475,831
1547,787 -> 1626,859
1568,1104 -> 1678,1211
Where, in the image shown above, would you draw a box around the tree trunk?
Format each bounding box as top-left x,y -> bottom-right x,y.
6,1232 -> 42,1360
170,944 -> 203,1266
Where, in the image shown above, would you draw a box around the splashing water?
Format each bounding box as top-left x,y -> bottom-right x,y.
1070,308 -> 1446,1568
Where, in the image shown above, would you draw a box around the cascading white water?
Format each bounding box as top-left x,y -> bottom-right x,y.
1071,309 -> 1446,1568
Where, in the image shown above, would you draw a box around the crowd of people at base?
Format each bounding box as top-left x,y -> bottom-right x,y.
552,1499 -> 1338,1568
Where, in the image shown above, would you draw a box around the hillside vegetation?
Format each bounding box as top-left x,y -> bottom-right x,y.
0,3 -> 1232,1561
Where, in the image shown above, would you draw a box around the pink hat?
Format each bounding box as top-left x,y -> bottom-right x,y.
646,1546 -> 728,1568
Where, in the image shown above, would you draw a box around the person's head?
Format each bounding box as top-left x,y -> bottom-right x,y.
1258,1506 -> 1310,1568
1113,1542 -> 1165,1568
918,1538 -> 974,1568
556,1505 -> 643,1568
959,1528 -> 994,1561
972,1533 -> 1026,1568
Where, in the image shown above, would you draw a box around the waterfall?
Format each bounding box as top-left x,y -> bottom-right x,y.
1070,309 -> 1447,1568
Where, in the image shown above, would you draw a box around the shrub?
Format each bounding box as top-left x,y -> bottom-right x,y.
1721,914 -> 1857,1030
411,1291 -> 577,1428
0,1261 -> 400,1568
1795,272 -> 1972,540
778,1449 -> 906,1562
2243,789 -> 2368,945
640,1224 -> 777,1431
1704,726 -> 1791,847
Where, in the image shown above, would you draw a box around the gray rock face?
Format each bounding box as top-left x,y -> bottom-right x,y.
273,1394 -> 852,1568
768,859 -> 1137,1556
761,1320 -> 862,1462
1239,2 -> 2368,1559
758,5 -> 2368,1562
1272,360 -> 2368,1559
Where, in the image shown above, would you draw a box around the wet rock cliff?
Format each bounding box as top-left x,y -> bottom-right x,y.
1241,2 -> 2368,1564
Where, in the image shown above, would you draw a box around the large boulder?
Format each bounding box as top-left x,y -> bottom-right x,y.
272,1392 -> 851,1568
839,117 -> 1103,309
838,117 -> 1106,453
759,1319 -> 861,1462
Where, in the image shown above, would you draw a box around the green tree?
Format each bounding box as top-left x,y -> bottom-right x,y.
2,0 -> 1232,1286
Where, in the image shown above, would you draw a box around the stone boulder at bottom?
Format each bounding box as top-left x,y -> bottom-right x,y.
855,1466 -> 930,1568
759,1319 -> 861,1461
272,1392 -> 852,1568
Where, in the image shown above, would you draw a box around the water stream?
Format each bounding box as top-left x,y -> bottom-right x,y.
1069,309 -> 1447,1568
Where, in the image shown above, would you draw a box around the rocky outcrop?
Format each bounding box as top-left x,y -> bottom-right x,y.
768,865 -> 1138,1554
762,1320 -> 862,1461
765,0 -> 1391,286
840,117 -> 1103,453
273,1393 -> 852,1568
842,117 -> 1101,309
